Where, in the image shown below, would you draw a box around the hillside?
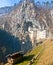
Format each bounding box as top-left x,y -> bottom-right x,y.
0,0 -> 53,63
0,6 -> 14,15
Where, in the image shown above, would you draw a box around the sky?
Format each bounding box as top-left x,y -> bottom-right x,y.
0,0 -> 52,8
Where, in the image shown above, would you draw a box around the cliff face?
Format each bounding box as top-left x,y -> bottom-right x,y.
0,0 -> 53,35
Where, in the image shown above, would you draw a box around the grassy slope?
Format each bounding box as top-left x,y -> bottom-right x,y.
36,40 -> 53,65
16,44 -> 43,65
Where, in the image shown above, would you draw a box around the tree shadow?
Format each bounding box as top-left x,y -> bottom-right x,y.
0,29 -> 21,63
21,35 -> 33,54
17,54 -> 34,64
0,29 -> 33,63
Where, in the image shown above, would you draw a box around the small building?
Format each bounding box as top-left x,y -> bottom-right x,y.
37,29 -> 47,40
28,26 -> 47,44
6,51 -> 23,64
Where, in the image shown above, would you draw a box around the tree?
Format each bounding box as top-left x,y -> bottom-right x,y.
43,1 -> 46,6
36,1 -> 40,5
45,1 -> 50,6
51,1 -> 53,6
51,1 -> 53,4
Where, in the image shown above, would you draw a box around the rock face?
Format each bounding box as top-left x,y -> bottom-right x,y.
9,0 -> 45,33
0,0 -> 53,35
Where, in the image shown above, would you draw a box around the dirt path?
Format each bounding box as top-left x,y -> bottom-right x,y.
36,39 -> 53,65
